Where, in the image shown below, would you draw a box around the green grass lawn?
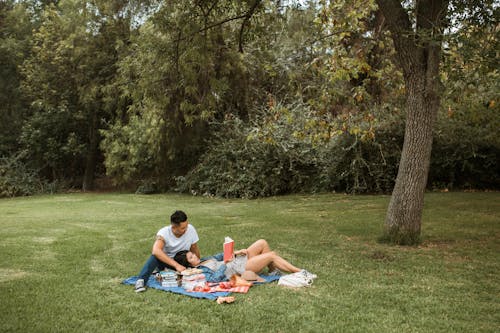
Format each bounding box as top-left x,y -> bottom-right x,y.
0,192 -> 499,332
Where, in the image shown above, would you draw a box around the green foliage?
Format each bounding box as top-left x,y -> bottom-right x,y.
0,1 -> 33,154
176,116 -> 301,198
0,153 -> 51,197
177,102 -> 404,198
1,0 -> 499,197
432,18 -> 500,190
241,3 -> 326,106
323,111 -> 404,194
101,0 -> 254,189
178,92 -> 498,198
20,0 -> 130,188
430,107 -> 500,190
100,115 -> 159,186
19,105 -> 88,182
312,0 -> 405,114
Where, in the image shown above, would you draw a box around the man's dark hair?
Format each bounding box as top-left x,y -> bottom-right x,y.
170,210 -> 187,225
174,250 -> 193,268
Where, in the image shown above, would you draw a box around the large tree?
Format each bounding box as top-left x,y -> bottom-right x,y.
374,0 -> 498,244
101,0 -> 262,189
374,0 -> 449,244
315,0 -> 496,243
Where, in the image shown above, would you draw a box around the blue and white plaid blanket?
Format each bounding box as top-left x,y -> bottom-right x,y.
122,274 -> 279,300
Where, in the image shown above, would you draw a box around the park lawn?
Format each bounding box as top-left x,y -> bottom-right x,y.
0,192 -> 498,333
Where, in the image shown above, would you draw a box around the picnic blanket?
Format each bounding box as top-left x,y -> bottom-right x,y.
122,274 -> 279,300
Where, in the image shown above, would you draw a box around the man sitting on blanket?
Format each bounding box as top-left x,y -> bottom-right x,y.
134,210 -> 200,293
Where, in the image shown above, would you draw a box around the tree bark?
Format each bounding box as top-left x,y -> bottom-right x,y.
376,0 -> 448,244
385,73 -> 437,243
82,110 -> 98,191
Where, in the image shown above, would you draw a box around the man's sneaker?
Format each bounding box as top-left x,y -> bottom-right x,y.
300,269 -> 317,280
134,278 -> 146,293
268,268 -> 283,276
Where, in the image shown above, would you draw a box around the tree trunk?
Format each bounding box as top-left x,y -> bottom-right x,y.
384,74 -> 438,244
82,110 -> 98,191
376,0 -> 448,244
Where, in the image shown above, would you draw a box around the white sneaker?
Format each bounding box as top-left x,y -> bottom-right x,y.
278,272 -> 313,287
300,269 -> 317,280
268,268 -> 283,276
134,278 -> 146,293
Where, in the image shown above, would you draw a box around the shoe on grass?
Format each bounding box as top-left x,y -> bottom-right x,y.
135,278 -> 146,293
268,268 -> 283,276
300,269 -> 317,280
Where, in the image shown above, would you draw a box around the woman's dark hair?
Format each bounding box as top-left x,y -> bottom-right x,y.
171,210 -> 188,225
174,250 -> 193,268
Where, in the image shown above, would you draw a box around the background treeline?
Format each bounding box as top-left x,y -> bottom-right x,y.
1,0 -> 498,198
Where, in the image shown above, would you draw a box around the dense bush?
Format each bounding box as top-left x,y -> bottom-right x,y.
0,153 -> 52,197
432,25 -> 500,190
429,106 -> 500,190
176,96 -> 499,199
323,116 -> 404,194
176,103 -> 404,197
176,117 -> 321,198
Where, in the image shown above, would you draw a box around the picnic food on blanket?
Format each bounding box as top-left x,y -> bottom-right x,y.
219,281 -> 232,289
180,268 -> 203,275
223,236 -> 234,262
181,269 -> 206,291
217,296 -> 235,304
192,283 -> 211,292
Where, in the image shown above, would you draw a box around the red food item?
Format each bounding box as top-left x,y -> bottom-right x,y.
219,282 -> 232,289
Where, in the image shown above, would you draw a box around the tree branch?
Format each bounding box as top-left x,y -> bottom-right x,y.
173,0 -> 262,52
238,0 -> 262,53
416,0 -> 448,31
375,0 -> 419,73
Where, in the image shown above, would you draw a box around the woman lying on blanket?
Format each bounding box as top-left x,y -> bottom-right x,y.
173,239 -> 316,283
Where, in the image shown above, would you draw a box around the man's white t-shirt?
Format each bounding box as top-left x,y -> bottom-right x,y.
157,224 -> 199,257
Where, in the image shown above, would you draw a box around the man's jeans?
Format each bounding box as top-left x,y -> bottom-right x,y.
138,255 -> 174,284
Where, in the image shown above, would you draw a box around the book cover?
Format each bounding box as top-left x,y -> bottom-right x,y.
223,236 -> 234,262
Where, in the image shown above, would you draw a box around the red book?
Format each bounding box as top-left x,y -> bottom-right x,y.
223,237 -> 234,262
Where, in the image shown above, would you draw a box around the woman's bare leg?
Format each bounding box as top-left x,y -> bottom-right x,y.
245,239 -> 276,271
245,239 -> 272,259
245,252 -> 301,274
